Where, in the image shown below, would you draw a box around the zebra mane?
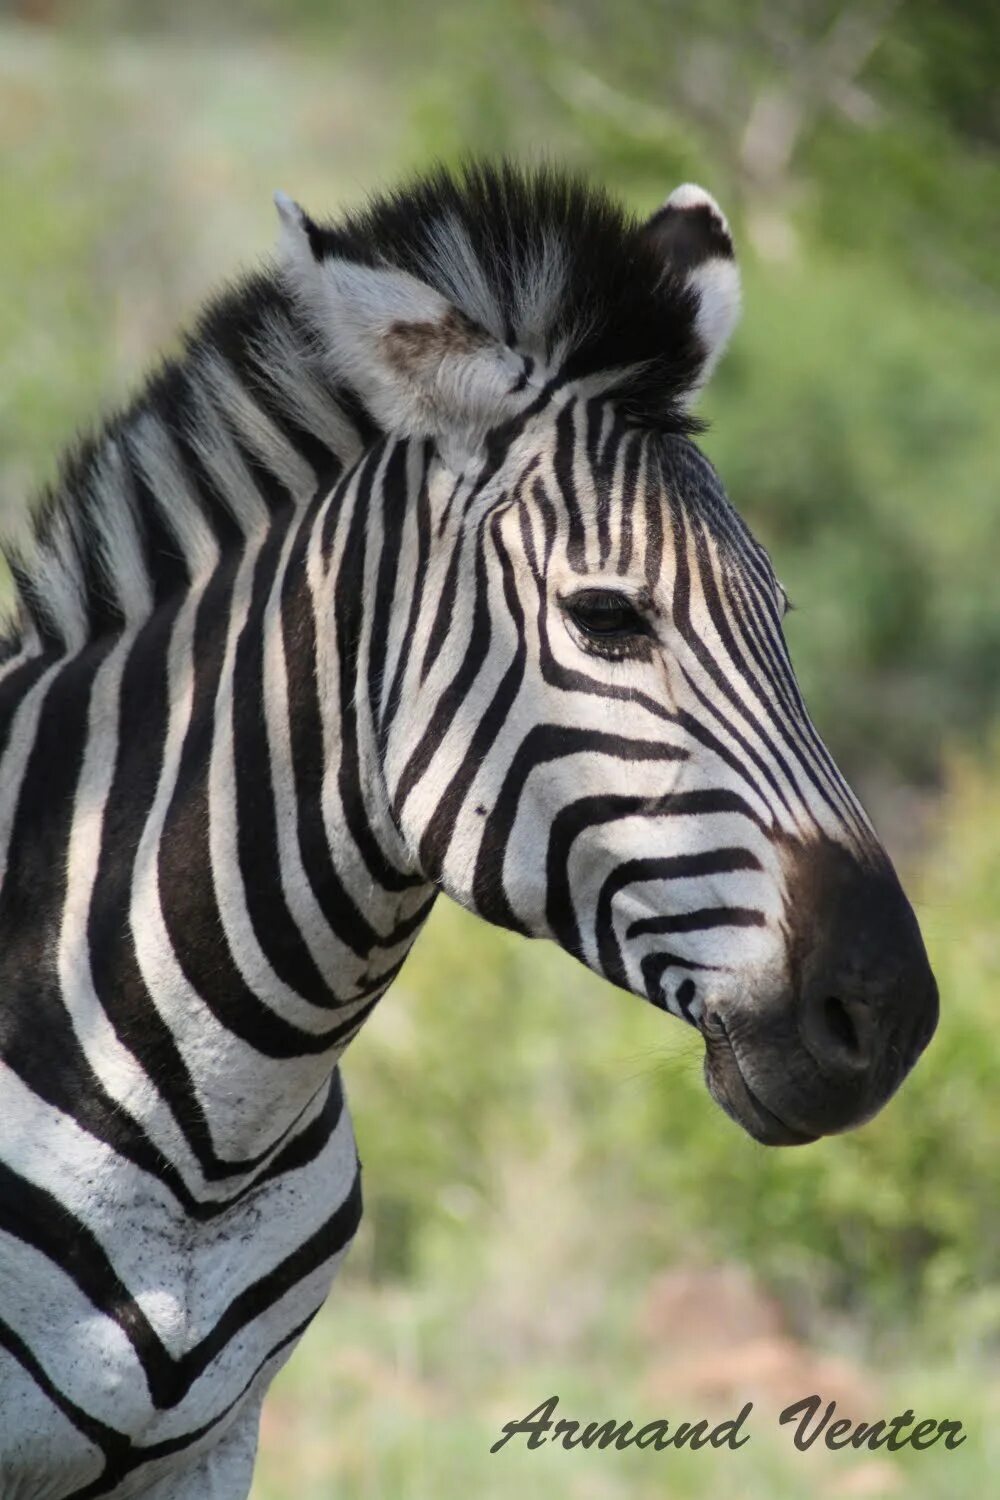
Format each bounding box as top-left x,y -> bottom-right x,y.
2,269 -> 366,658
4,161 -> 706,657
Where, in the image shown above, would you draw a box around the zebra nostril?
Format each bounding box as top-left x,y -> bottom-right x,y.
823,995 -> 861,1057
800,986 -> 873,1074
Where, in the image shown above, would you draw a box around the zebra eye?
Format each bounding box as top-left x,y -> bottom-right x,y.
564,589 -> 650,655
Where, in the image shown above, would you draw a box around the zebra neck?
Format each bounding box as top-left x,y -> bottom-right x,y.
254,459 -> 438,1018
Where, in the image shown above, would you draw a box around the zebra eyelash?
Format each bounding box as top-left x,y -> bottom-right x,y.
766,575 -> 793,619
748,541 -> 792,621
560,586 -> 655,662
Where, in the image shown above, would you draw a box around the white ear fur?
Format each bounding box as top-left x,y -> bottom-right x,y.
275,194 -> 529,452
649,183 -> 742,394
274,191 -> 316,280
687,257 -> 741,387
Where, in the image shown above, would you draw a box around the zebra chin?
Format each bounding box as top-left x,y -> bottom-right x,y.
697,993 -> 936,1148
701,1033 -> 821,1147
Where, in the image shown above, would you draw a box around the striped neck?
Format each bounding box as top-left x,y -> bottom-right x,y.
0,280 -> 442,1177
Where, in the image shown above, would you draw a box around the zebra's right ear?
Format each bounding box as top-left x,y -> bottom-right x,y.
641,184 -> 741,395
275,192 -> 532,454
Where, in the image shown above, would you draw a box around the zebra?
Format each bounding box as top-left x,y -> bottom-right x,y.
0,162 -> 937,1498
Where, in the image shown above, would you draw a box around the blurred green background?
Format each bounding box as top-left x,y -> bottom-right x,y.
1,2 -> 998,1496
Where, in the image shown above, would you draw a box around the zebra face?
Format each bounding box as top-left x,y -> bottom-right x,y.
281,171 -> 938,1143
414,406 -> 938,1146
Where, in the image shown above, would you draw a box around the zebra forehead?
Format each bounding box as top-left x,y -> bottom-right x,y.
507,411 -> 760,561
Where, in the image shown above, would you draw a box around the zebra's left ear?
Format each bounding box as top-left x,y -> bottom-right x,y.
642,184 -> 741,394
275,192 -> 530,459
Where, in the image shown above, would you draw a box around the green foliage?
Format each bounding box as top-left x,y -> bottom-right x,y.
255,1278 -> 1000,1500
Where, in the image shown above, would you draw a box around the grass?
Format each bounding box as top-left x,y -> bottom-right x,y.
250,1271 -> 997,1499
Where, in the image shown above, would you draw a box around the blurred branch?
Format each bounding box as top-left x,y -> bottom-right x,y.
739,0 -> 900,194
542,0 -> 901,260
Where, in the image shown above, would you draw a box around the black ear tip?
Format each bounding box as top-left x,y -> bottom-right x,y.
644,184 -> 734,271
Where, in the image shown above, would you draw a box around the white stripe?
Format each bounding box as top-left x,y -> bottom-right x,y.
0,657 -> 65,886
57,629 -> 211,1196
128,413 -> 220,580
28,508 -> 89,652
128,584 -> 338,1163
184,373 -> 271,535
207,533 -> 354,1029
259,510 -> 371,984
253,311 -> 365,464
198,350 -> 317,502
88,438 -> 154,624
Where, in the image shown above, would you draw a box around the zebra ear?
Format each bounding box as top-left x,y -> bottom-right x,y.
642,184 -> 741,393
276,193 -> 529,453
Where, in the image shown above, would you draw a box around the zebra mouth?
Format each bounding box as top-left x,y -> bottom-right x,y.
701,1014 -> 817,1148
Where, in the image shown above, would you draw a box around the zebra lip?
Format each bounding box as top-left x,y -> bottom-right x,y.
702,1020 -> 817,1148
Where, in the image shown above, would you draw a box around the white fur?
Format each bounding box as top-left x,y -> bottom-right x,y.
28,508 -> 89,653
251,310 -> 366,466
665,181 -> 733,235
426,213 -> 505,340
687,257 -> 742,387
128,414 -> 220,581
89,439 -> 154,625
197,350 -> 317,503
427,214 -> 567,356
184,373 -> 271,535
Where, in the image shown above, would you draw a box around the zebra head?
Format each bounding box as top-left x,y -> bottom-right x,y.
280,166 -> 938,1145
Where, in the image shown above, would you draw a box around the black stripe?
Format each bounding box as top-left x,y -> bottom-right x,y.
627,905 -> 764,939
281,502 -> 384,958
472,727 -> 688,930
545,789 -> 767,959
332,445 -> 422,892
416,499 -> 530,879
231,506 -> 338,1003
157,549 -> 343,1059
595,848 -> 760,987
0,1145 -> 361,1417
555,404 -> 587,571
380,443 -> 433,752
